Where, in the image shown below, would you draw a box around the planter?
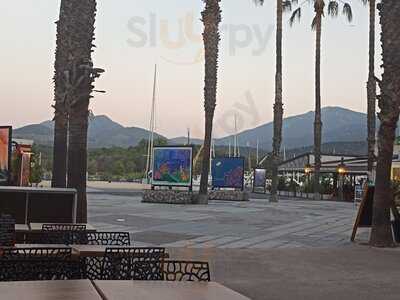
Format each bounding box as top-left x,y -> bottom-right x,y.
392,220 -> 400,243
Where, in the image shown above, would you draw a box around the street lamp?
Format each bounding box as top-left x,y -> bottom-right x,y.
304,163 -> 313,197
337,158 -> 347,201
337,160 -> 347,175
304,163 -> 313,174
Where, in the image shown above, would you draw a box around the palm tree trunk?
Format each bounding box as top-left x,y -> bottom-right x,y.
367,0 -> 377,175
68,108 -> 89,222
52,113 -> 68,188
199,0 -> 221,203
270,0 -> 284,203
66,0 -> 98,223
370,0 -> 400,247
313,13 -> 322,201
52,0 -> 69,188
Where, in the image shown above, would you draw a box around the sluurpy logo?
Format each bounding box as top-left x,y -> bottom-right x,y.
127,12 -> 274,66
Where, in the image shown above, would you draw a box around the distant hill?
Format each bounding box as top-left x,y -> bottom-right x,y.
216,106 -> 371,151
13,107 -> 372,152
169,136 -> 204,145
13,115 -> 166,148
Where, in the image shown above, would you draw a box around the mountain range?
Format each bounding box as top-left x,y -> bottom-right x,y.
13,115 -> 165,148
13,106 -> 370,151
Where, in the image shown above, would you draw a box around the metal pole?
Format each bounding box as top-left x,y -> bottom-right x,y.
145,64 -> 157,182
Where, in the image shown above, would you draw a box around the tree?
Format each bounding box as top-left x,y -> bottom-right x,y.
30,146 -> 44,186
198,0 -> 222,204
64,0 -> 104,223
369,0 -> 400,247
52,0 -> 70,188
362,0 -> 377,176
253,0 -> 292,202
290,0 -> 353,200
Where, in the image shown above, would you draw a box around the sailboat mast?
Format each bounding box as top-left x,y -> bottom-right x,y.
145,64 -> 157,181
234,114 -> 237,157
256,139 -> 259,166
149,65 -> 157,180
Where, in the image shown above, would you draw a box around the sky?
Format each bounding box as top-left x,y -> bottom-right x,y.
0,0 -> 380,139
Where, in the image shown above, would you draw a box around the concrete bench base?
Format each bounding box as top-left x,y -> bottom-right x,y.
208,190 -> 249,202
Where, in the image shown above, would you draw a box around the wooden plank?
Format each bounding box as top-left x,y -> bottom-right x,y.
0,280 -> 101,300
93,280 -> 251,300
14,244 -> 72,250
71,244 -> 111,257
71,245 -> 170,259
15,224 -> 30,233
29,223 -> 96,232
0,186 -> 76,194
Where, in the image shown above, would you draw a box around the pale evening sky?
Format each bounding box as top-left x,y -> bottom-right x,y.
0,0 -> 380,139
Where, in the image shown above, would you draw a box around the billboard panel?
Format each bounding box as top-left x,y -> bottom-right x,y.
212,157 -> 245,190
0,127 -> 12,185
152,146 -> 193,187
253,168 -> 267,193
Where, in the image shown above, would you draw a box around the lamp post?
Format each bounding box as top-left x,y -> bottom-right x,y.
304,163 -> 313,197
336,158 -> 347,201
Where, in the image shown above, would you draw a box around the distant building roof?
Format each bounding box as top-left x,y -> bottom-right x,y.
279,152 -> 368,174
13,138 -> 34,146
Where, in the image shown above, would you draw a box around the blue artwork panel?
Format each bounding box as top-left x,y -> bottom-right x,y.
212,157 -> 244,189
152,147 -> 193,187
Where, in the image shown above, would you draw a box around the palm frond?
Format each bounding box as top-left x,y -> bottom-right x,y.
342,3 -> 353,22
289,7 -> 302,26
311,15 -> 318,31
283,1 -> 292,12
327,1 -> 339,17
253,0 -> 265,6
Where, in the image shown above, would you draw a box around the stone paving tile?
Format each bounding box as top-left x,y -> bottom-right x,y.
189,236 -> 243,248
162,235 -> 221,248
248,239 -> 290,249
133,230 -> 200,245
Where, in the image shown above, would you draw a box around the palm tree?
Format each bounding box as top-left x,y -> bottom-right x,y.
62,0 -> 104,222
362,0 -> 377,177
253,0 -> 292,202
198,0 -> 222,204
290,0 -> 353,200
369,0 -> 399,247
52,0 -> 70,188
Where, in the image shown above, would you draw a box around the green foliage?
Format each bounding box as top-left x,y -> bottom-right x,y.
30,145 -> 43,185
302,175 -> 334,194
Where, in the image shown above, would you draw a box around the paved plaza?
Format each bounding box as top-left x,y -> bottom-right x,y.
86,185 -> 400,300
87,186 -> 368,249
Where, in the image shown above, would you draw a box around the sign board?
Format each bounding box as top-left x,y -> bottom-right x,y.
211,157 -> 245,190
0,126 -> 12,186
354,185 -> 363,203
351,186 -> 374,241
152,146 -> 193,188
